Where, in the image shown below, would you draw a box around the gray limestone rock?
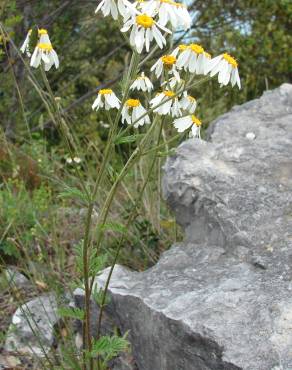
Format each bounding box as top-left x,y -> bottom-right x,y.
5,294 -> 59,357
2,268 -> 32,290
75,84 -> 292,370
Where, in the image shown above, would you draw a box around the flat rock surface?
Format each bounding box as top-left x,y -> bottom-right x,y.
76,84 -> 292,370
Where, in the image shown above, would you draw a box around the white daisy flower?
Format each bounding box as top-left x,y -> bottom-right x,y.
38,29 -> 51,44
92,89 -> 121,111
21,28 -> 53,57
150,90 -> 181,117
130,72 -> 153,92
122,99 -> 150,127
179,92 -> 197,113
95,0 -> 137,20
173,114 -> 202,138
137,0 -> 191,30
171,43 -> 188,58
161,76 -> 184,90
207,53 -> 241,89
176,44 -> 210,74
151,54 -> 180,81
173,2 -> 192,30
30,42 -> 59,71
121,13 -> 171,53
20,29 -> 32,56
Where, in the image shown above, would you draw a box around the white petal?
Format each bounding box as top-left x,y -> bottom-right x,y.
152,25 -> 164,49
51,49 -> 59,69
176,49 -> 190,69
135,28 -> 145,53
173,116 -> 192,132
110,0 -> 119,19
95,0 -> 105,13
30,47 -> 39,67
207,55 -> 223,74
188,53 -> 197,73
235,68 -> 241,89
191,124 -> 199,137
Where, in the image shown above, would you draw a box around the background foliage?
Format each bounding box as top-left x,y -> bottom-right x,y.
0,0 -> 291,270
0,0 -> 291,271
0,0 -> 291,366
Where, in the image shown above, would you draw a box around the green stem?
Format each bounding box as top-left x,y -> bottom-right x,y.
80,51 -> 140,369
95,119 -> 164,343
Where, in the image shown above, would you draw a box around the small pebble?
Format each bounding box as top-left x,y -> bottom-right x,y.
246,132 -> 256,140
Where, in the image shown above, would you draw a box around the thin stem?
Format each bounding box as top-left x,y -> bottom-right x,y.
92,51 -> 140,198
39,66 -> 92,370
79,51 -> 140,370
142,133 -> 181,156
90,115 -> 160,292
39,66 -> 91,202
95,118 -> 164,341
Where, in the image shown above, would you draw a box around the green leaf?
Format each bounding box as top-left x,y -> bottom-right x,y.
88,253 -> 108,277
92,285 -> 110,307
89,334 -> 129,360
115,134 -> 144,145
58,186 -> 88,203
99,221 -> 127,234
58,307 -> 85,320
74,242 -> 108,276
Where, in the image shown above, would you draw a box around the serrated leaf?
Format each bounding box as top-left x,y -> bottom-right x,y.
58,307 -> 84,320
74,242 -> 108,276
58,186 -> 88,203
89,334 -> 129,360
88,253 -> 108,277
92,286 -> 110,307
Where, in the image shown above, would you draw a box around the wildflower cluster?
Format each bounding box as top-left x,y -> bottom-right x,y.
90,0 -> 241,137
20,0 -> 241,137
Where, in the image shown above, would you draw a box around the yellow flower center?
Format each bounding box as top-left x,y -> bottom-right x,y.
136,14 -> 154,28
163,90 -> 175,98
173,2 -> 186,7
188,95 -> 196,102
161,55 -> 176,67
28,29 -> 32,35
191,115 -> 202,127
99,89 -> 113,95
126,99 -> 141,107
179,44 -> 187,51
189,44 -> 204,54
223,53 -> 238,68
38,29 -> 48,35
204,52 -> 211,59
37,43 -> 53,51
